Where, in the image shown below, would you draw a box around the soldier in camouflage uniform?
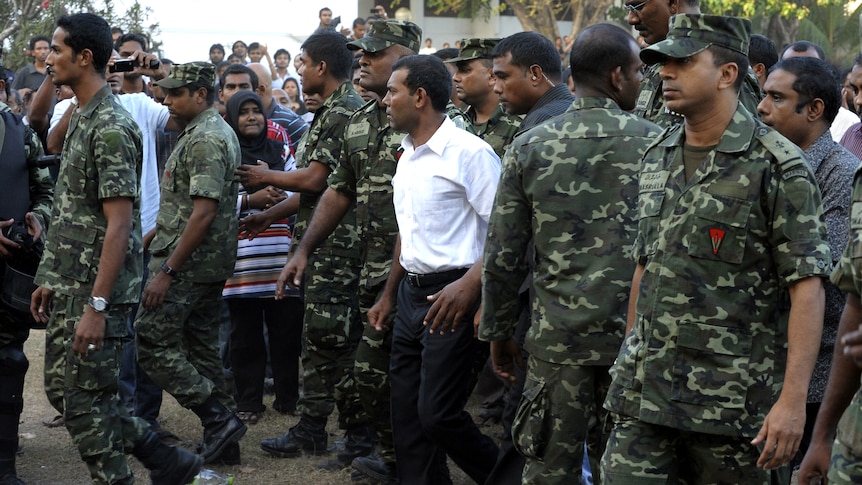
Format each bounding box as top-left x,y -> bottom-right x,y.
448,38 -> 521,158
275,20 -> 422,482
601,15 -> 832,483
626,0 -> 763,128
0,65 -> 51,484
480,24 -> 661,485
137,62 -> 246,465
798,166 -> 862,484
245,31 -> 370,463
31,14 -> 202,485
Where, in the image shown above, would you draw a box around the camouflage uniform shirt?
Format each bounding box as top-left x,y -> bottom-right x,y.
829,163 -> 862,459
479,97 -> 662,365
328,100 -> 402,288
0,101 -> 51,231
148,106 -> 240,283
604,104 -> 832,438
35,86 -> 143,303
634,63 -> 764,129
291,82 -> 363,300
465,104 -> 521,158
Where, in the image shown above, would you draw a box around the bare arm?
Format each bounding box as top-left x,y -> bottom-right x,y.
278,187 -> 352,290
236,160 -> 330,193
240,192 -> 300,239
27,75 -> 55,136
72,197 -> 134,354
47,102 -> 74,154
626,263 -> 645,334
142,197 -> 218,310
752,275 -> 825,470
368,235 -> 405,331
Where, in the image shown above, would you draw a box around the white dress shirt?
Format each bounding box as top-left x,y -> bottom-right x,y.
392,116 -> 501,274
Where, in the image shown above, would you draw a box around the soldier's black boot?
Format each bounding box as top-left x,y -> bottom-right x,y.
318,424 -> 375,470
260,414 -> 328,458
132,429 -> 203,485
0,345 -> 27,485
190,395 -> 247,464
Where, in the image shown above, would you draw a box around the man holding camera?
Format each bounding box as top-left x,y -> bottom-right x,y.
0,64 -> 52,484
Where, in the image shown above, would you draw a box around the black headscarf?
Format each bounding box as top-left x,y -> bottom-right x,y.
225,91 -> 285,172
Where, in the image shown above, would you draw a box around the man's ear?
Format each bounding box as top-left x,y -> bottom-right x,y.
717,62 -> 739,91
807,98 -> 826,123
752,62 -> 766,79
78,48 -> 93,67
609,65 -> 624,93
414,86 -> 428,109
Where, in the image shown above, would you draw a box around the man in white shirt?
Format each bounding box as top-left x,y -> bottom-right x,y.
369,54 -> 500,485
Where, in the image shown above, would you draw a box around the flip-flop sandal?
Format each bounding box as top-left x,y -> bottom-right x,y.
41,415 -> 64,428
237,411 -> 260,425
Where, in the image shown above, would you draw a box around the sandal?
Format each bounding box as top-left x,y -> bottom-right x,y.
237,411 -> 260,425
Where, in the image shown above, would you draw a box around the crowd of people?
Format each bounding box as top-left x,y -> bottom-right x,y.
4,1 -> 862,484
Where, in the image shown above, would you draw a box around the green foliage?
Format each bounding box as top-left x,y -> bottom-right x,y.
1,0 -> 160,72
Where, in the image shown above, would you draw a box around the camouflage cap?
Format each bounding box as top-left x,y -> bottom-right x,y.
640,14 -> 751,65
347,20 -> 422,53
446,38 -> 501,63
153,61 -> 215,89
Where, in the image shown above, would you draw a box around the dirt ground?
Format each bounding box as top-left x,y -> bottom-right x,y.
15,329 -> 491,484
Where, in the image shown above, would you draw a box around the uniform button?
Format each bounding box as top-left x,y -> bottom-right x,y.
817,260 -> 826,269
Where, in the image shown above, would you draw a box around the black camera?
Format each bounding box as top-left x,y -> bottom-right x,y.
110,59 -> 135,72
109,58 -> 161,73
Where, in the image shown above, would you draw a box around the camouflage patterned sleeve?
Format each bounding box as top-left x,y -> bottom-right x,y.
480,144 -> 531,341
770,160 -> 832,284
25,127 -> 52,232
93,123 -> 140,201
311,110 -> 352,174
186,137 -> 231,200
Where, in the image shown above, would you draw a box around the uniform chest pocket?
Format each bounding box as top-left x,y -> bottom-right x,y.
637,191 -> 664,257
687,194 -> 751,264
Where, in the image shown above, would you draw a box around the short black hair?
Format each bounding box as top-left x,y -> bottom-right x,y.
493,31 -> 562,81
114,32 -> 149,53
570,23 -> 638,89
248,42 -> 261,52
352,17 -> 366,28
274,49 -> 290,60
319,7 -> 332,16
57,13 -> 112,73
188,81 -> 216,106
110,27 -> 123,36
220,63 -> 259,90
433,48 -> 459,62
709,44 -> 750,92
855,53 -> 862,69
391,55 -> 451,112
748,34 -> 778,72
209,43 -> 224,55
771,56 -> 841,124
232,40 -> 247,52
301,30 -> 353,81
782,40 -> 826,61
29,35 -> 50,51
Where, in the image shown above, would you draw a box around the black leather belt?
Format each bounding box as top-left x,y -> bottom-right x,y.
405,268 -> 468,288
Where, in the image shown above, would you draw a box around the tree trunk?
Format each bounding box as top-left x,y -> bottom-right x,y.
508,0 -> 563,40
765,13 -> 798,51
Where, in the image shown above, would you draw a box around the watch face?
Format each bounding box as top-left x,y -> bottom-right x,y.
90,297 -> 108,312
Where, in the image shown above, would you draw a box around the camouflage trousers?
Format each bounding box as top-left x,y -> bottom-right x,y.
601,414 -> 780,484
134,277 -> 234,410
44,295 -> 150,484
298,299 -> 366,429
829,437 -> 862,484
513,356 -> 610,485
355,283 -> 394,463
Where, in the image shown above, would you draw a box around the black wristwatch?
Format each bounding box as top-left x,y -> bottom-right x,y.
160,261 -> 178,277
87,296 -> 110,313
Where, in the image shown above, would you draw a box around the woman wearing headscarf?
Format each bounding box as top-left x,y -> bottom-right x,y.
223,91 -> 302,424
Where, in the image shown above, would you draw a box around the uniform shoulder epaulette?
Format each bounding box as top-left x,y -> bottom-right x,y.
753,123 -> 807,177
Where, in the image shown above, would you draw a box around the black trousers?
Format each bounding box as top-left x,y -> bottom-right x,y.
227,297 -> 302,413
390,275 -> 498,485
